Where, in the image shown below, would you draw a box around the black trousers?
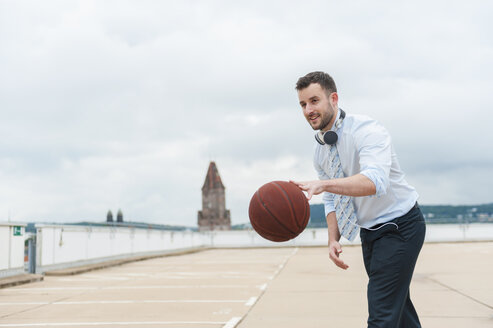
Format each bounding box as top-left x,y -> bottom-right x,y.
360,204 -> 426,328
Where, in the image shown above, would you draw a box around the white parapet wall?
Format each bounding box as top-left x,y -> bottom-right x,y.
0,223 -> 27,278
35,224 -> 209,273
208,223 -> 493,247
424,223 -> 493,242
1,222 -> 491,275
34,224 -> 355,273
206,228 -> 360,247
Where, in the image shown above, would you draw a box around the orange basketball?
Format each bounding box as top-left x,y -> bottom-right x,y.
248,181 -> 310,242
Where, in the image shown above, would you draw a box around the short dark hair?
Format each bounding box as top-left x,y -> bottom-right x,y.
295,71 -> 337,94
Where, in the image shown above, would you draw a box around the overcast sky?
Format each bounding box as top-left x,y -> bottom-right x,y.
1,0 -> 492,227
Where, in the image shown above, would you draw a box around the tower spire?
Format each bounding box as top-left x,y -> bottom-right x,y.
202,161 -> 225,190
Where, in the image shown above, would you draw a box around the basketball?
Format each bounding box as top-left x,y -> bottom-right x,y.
248,181 -> 310,242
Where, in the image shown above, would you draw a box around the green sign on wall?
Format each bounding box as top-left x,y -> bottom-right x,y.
13,226 -> 22,236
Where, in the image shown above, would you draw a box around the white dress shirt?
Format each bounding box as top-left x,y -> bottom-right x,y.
313,109 -> 419,229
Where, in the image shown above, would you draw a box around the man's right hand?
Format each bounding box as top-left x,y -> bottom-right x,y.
329,240 -> 349,270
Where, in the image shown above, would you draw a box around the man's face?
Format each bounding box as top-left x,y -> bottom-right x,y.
298,83 -> 337,132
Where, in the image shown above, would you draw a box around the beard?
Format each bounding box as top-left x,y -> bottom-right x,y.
309,103 -> 335,131
316,111 -> 334,131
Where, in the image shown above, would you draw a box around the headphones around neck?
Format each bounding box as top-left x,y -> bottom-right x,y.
315,109 -> 346,145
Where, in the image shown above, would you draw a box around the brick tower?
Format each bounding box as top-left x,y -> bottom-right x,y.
198,161 -> 231,231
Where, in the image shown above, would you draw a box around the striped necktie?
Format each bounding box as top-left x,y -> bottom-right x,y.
327,144 -> 359,241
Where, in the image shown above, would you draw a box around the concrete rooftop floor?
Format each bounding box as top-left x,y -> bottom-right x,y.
0,242 -> 492,327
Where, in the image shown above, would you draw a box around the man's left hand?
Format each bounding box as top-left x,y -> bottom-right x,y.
290,180 -> 326,200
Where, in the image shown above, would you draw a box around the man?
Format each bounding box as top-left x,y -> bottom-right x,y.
292,71 -> 426,327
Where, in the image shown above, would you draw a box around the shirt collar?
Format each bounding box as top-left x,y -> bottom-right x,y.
329,108 -> 342,132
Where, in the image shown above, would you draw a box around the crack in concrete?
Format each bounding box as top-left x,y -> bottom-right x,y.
426,276 -> 493,311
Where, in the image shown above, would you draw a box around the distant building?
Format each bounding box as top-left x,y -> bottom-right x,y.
106,210 -> 113,223
198,161 -> 231,231
117,209 -> 123,223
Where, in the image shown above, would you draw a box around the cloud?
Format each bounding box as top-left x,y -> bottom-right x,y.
0,1 -> 492,226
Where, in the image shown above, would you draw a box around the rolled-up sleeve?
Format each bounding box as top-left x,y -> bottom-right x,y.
314,159 -> 335,217
356,122 -> 392,197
